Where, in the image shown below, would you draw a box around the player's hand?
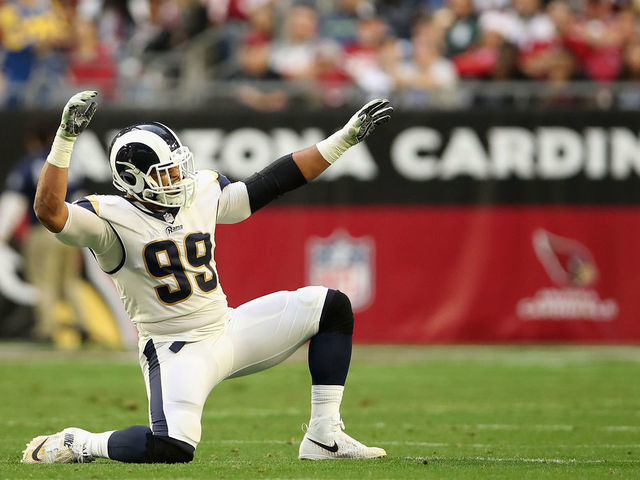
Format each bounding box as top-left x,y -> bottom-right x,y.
57,90 -> 98,140
341,99 -> 393,147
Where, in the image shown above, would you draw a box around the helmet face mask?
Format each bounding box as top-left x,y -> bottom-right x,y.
109,123 -> 196,208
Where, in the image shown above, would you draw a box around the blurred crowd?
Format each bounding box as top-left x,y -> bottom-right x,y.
1,0 -> 640,109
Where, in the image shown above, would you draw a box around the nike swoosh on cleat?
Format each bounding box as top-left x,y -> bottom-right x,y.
308,438 -> 339,453
31,438 -> 48,461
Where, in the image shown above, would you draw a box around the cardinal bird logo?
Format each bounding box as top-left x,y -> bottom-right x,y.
532,229 -> 598,288
517,229 -> 617,321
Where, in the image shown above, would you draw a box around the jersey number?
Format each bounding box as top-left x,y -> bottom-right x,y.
143,233 -> 217,305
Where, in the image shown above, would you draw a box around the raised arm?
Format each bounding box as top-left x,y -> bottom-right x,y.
295,98 -> 393,181
33,91 -> 97,232
217,99 -> 393,223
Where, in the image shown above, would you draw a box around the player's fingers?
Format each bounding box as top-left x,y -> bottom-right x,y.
373,115 -> 392,126
82,101 -> 98,120
357,122 -> 376,141
68,91 -> 97,106
372,106 -> 393,120
78,90 -> 98,100
358,98 -> 387,116
368,99 -> 390,114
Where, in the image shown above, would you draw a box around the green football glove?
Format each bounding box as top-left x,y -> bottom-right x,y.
57,90 -> 98,141
341,98 -> 393,146
317,98 -> 393,164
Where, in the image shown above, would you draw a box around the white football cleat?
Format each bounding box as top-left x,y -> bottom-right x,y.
298,417 -> 386,460
22,427 -> 94,464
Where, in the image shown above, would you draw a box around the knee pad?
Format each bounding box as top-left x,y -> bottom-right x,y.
318,289 -> 354,335
145,434 -> 195,464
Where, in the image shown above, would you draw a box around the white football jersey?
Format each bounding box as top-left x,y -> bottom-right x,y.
83,170 -> 230,338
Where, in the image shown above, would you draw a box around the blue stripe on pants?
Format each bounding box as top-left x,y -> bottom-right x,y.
143,339 -> 168,436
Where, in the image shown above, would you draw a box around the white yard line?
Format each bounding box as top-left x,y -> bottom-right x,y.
405,456 -> 640,465
469,424 -> 574,431
602,426 -> 640,432
458,423 -> 640,432
212,439 -> 640,450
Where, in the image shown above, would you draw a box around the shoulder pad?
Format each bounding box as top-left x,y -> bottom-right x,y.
198,170 -> 231,189
74,195 -> 100,216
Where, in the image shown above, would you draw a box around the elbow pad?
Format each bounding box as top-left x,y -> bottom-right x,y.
244,154 -> 307,212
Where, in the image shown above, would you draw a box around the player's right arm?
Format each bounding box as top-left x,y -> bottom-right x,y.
34,91 -> 97,233
33,92 -> 122,273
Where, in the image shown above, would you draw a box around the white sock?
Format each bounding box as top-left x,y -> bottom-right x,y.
86,431 -> 115,459
310,385 -> 344,422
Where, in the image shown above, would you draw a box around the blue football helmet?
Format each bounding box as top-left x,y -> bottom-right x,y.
109,122 -> 195,208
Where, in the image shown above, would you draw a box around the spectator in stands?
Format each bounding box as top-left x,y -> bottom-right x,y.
474,0 -> 510,13
132,0 -> 200,54
226,32 -> 288,111
375,0 -> 431,39
207,0 -> 274,69
443,0 -> 480,57
622,38 -> 640,80
320,0 -> 374,45
551,0 -> 636,81
451,16 -> 505,78
314,39 -> 351,106
437,0 -> 504,79
68,17 -> 117,100
245,1 -> 276,42
270,3 -> 320,81
343,15 -> 395,99
0,0 -> 71,106
217,0 -> 276,71
479,0 -> 557,79
540,47 -> 582,106
93,0 -> 137,57
618,38 -> 640,108
204,0 -> 262,24
386,17 -> 459,106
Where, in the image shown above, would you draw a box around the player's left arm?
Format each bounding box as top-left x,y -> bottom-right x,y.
217,99 -> 393,224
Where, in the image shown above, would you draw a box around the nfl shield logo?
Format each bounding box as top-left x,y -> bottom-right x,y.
306,230 -> 375,312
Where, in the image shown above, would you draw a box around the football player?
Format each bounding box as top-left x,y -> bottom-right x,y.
22,91 -> 393,464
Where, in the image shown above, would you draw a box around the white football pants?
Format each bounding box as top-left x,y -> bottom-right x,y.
138,286 -> 328,447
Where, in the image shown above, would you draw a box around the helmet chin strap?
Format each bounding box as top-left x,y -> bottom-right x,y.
127,193 -> 175,212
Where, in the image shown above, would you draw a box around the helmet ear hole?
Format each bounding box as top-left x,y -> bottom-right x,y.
119,170 -> 145,194
121,172 -> 136,185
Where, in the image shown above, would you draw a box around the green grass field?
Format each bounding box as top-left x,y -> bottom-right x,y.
1,344 -> 640,479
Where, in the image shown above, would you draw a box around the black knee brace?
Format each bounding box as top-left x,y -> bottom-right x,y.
145,434 -> 195,464
318,289 -> 354,335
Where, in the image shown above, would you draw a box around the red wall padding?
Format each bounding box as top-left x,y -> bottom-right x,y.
215,205 -> 640,343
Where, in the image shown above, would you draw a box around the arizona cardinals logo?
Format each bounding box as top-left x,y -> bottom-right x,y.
532,229 -> 598,288
517,229 -> 617,322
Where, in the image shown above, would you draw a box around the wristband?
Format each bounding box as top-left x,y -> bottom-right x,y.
46,133 -> 75,168
316,130 -> 352,164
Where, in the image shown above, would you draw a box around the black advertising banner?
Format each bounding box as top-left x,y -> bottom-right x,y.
4,108 -> 640,205
4,108 -> 640,343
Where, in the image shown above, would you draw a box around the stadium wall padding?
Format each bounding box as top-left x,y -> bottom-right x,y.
5,108 -> 640,343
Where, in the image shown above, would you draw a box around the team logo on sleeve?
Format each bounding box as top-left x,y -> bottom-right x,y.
306,230 -> 374,312
516,229 -> 618,321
